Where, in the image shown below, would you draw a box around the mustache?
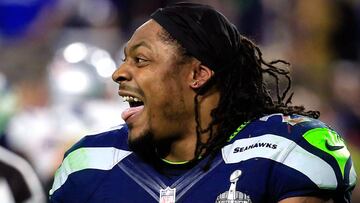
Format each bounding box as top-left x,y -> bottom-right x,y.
119,84 -> 145,97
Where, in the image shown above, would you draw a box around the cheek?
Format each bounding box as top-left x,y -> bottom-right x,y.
155,78 -> 185,106
149,80 -> 188,125
141,67 -> 190,128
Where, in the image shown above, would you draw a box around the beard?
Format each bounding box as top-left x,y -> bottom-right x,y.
128,129 -> 158,164
128,127 -> 173,165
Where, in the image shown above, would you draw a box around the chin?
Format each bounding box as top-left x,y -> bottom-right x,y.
128,129 -> 157,161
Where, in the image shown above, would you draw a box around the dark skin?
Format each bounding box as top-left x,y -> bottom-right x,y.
112,19 -> 333,203
112,20 -> 217,162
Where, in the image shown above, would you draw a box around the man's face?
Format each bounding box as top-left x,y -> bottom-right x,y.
112,20 -> 195,149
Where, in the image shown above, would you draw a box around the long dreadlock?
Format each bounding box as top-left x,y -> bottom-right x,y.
159,29 -> 319,170
195,36 -> 320,170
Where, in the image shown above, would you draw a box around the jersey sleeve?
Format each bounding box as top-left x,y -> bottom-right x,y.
49,125 -> 131,202
48,135 -> 110,203
270,126 -> 356,202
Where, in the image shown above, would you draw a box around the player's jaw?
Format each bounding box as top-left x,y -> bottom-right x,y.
118,87 -> 149,142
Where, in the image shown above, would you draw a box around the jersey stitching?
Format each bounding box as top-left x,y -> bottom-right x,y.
118,155 -> 224,202
126,159 -> 167,189
117,162 -> 160,201
175,157 -> 223,201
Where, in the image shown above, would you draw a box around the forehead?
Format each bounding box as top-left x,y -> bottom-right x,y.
126,20 -> 163,49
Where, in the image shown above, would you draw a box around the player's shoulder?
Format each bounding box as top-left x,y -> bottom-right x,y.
49,124 -> 132,201
251,113 -> 327,140
223,113 -> 356,191
65,124 -> 130,156
223,114 -> 325,163
226,113 -> 332,149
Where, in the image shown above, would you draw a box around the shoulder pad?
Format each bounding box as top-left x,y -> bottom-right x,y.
50,124 -> 132,196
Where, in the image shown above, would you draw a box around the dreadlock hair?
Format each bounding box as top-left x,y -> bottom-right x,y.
158,28 -> 320,170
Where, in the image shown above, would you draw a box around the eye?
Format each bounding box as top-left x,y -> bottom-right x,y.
135,57 -> 145,63
134,56 -> 149,66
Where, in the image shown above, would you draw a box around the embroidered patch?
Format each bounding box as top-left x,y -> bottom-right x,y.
215,170 -> 252,203
159,187 -> 176,203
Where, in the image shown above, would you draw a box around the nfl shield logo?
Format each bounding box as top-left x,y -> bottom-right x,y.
159,187 -> 176,203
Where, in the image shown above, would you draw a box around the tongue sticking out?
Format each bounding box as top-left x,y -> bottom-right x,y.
121,105 -> 144,121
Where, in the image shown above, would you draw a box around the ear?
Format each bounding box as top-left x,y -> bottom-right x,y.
189,63 -> 214,89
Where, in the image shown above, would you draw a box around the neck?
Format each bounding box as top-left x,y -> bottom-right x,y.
162,89 -> 220,162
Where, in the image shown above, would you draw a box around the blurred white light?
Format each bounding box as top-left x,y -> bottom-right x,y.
90,50 -> 117,78
90,49 -> 111,64
63,43 -> 88,63
94,58 -> 117,78
57,70 -> 90,94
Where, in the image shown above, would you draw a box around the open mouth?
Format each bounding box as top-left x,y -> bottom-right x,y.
122,95 -> 144,107
121,95 -> 145,122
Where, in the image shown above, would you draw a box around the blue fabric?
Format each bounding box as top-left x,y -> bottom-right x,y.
50,114 -> 355,203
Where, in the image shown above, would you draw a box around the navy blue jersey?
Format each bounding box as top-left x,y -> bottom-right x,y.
49,114 -> 356,202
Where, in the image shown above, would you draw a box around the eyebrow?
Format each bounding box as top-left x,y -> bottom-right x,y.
124,41 -> 152,55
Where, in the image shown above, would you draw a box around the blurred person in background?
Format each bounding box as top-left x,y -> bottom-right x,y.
0,73 -> 46,203
50,3 -> 356,202
0,145 -> 46,203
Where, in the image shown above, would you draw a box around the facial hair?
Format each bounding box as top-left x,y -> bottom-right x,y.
128,127 -> 174,165
128,129 -> 158,163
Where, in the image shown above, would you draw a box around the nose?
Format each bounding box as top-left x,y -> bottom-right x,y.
112,62 -> 131,84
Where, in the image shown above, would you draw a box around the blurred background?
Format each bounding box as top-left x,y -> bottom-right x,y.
0,0 -> 359,202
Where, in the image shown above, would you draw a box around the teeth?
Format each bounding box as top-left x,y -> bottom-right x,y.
122,95 -> 142,103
